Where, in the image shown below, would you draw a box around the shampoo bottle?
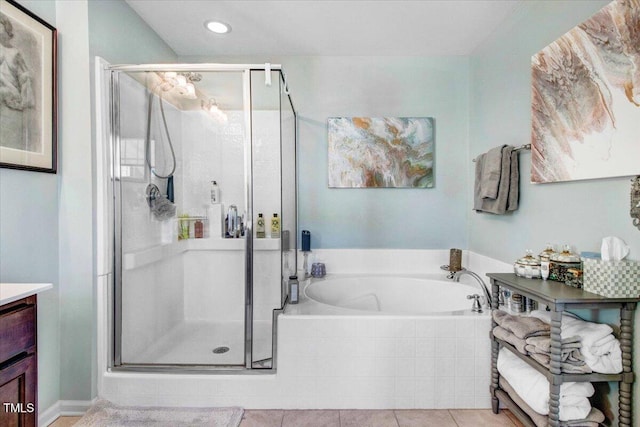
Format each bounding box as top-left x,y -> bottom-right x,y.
256,213 -> 266,238
210,181 -> 220,204
194,219 -> 204,238
271,213 -> 280,238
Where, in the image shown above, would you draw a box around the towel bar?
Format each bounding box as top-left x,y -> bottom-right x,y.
473,144 -> 531,162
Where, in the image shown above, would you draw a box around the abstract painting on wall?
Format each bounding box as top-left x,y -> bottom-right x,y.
531,0 -> 640,184
328,117 -> 434,188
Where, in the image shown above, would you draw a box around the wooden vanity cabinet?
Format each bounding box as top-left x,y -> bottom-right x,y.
0,296 -> 37,427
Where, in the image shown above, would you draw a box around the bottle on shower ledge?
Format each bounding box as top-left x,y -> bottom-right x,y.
194,219 -> 204,238
256,213 -> 266,238
210,181 -> 220,204
271,213 -> 280,238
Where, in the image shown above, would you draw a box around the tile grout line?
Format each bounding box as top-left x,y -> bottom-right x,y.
447,409 -> 461,427
279,409 -> 284,427
392,409 -> 401,427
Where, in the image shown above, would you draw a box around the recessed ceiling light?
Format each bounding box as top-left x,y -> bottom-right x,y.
205,21 -> 231,34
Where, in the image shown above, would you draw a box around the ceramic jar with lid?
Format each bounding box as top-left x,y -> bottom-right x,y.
549,245 -> 582,283
514,250 -> 542,279
538,243 -> 557,261
538,243 -> 556,280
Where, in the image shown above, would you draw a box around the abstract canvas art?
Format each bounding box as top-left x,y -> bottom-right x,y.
531,0 -> 640,184
328,117 -> 434,188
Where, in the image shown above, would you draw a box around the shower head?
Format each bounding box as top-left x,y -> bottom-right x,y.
146,183 -> 176,220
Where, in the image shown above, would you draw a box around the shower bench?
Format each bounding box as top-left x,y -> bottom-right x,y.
487,273 -> 639,427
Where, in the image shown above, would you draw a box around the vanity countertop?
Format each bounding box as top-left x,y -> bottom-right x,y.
0,283 -> 53,306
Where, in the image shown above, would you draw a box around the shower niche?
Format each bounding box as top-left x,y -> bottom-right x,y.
109,65 -> 296,371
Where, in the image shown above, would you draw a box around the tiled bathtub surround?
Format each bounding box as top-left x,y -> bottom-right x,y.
99,249 -> 510,409
277,314 -> 492,409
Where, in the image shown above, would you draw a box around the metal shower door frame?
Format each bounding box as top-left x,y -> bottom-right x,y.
107,63 -> 292,373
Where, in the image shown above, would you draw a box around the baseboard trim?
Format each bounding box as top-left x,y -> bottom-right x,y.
39,401 -> 60,427
40,399 -> 95,426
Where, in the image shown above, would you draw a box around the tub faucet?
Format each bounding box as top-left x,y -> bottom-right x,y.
453,269 -> 493,307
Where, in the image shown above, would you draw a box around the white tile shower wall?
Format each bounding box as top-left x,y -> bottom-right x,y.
252,111 -> 282,227
251,110 -> 283,335
181,248 -> 281,323
119,73 -> 184,253
121,254 -> 184,362
180,109 -> 282,321
253,250 -> 282,322
118,73 -> 187,364
180,110 -> 281,226
183,251 -> 245,322
181,110 -> 245,220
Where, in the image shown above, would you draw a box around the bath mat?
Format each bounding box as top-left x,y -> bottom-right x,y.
74,399 -> 243,427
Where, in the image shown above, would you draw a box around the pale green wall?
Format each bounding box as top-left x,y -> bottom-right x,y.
0,0 -> 60,413
53,0 -> 179,402
88,0 -> 177,64
469,0 -> 639,422
0,0 -> 177,410
469,0 -> 634,263
56,0 -> 94,404
181,55 -> 471,249
5,0 -> 638,417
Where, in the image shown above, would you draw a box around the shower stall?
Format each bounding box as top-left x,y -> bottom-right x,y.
106,64 -> 296,371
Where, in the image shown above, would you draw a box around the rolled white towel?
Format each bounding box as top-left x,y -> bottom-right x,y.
530,310 -> 622,374
498,348 -> 594,421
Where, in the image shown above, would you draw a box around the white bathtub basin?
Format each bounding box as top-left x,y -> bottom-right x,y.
303,275 -> 483,315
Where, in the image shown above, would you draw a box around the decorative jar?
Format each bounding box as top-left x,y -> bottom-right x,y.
549,245 -> 582,283
538,243 -> 557,261
513,250 -> 542,279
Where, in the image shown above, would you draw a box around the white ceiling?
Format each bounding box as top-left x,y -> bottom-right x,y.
126,0 -> 522,57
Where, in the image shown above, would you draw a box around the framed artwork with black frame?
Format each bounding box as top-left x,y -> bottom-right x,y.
0,0 -> 57,173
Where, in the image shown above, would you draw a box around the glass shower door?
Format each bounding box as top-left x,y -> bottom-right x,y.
114,69 -> 248,367
249,70 -> 297,368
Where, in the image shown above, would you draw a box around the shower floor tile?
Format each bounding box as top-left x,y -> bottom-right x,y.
129,320 -> 273,366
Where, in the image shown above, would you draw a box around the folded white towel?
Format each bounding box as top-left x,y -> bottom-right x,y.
498,348 -> 594,421
530,310 -> 622,374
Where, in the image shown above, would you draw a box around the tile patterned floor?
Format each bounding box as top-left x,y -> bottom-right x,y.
51,409 -> 525,427
49,417 -> 82,427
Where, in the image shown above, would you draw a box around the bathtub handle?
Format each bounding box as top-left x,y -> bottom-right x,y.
467,294 -> 483,313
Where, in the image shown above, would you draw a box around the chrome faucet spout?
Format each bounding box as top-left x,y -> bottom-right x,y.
453,270 -> 492,307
